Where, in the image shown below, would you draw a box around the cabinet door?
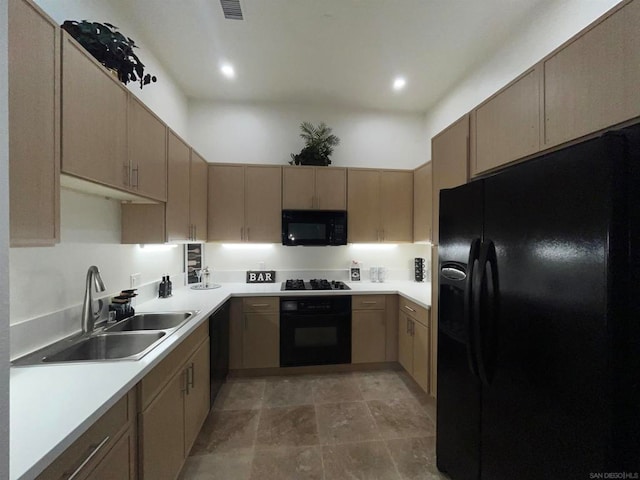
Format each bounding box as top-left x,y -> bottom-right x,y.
139,372 -> 185,480
243,313 -> 279,368
9,0 -> 60,246
128,96 -> 167,201
412,319 -> 430,394
190,151 -> 208,241
315,168 -> 347,210
413,163 -> 432,243
472,67 -> 540,175
166,131 -> 191,242
352,310 -> 386,363
61,33 -> 128,190
184,339 -> 211,457
380,170 -> 413,242
245,166 -> 282,242
348,169 -> 380,242
121,203 -> 165,244
544,1 -> 640,148
84,429 -> 136,480
432,115 -> 469,244
398,312 -> 413,374
282,166 -> 315,209
208,165 -> 244,242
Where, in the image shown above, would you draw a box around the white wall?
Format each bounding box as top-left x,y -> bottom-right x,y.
423,0 -> 622,157
0,0 -> 10,475
189,101 -> 428,169
33,0 -> 189,138
9,190 -> 183,325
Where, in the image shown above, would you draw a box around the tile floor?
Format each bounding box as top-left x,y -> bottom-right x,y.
179,368 -> 449,480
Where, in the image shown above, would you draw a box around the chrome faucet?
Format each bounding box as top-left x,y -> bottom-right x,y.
81,265 -> 106,334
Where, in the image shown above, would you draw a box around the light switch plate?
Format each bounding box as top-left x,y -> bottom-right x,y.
130,273 -> 141,288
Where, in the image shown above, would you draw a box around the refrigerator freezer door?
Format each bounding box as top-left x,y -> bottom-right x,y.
436,180 -> 483,480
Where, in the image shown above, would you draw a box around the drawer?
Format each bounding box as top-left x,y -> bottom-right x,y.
37,389 -> 135,480
242,297 -> 279,313
352,294 -> 386,310
399,296 -> 429,326
139,319 -> 209,410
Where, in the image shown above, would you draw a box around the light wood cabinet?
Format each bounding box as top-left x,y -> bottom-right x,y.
413,163 -> 432,243
471,67 -> 541,176
8,0 -> 60,247
348,169 -> 413,243
229,298 -> 279,369
208,165 -> 281,243
190,151 -> 209,241
128,95 -> 167,201
165,131 -> 191,242
351,295 -> 398,363
282,166 -> 347,210
431,115 -> 469,245
397,298 -> 430,394
61,32 -> 129,191
36,390 -> 137,480
138,322 -> 210,480
544,0 -> 640,148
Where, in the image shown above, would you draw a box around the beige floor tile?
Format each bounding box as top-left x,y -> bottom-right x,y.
213,379 -> 266,410
263,376 -> 315,407
367,397 -> 435,439
249,446 -> 323,480
316,401 -> 381,445
179,448 -> 254,480
256,405 -> 319,448
312,374 -> 363,404
354,371 -> 413,400
386,436 -> 448,480
191,409 -> 260,455
396,371 -> 437,421
322,441 -> 401,480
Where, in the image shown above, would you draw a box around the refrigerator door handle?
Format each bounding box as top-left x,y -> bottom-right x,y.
475,240 -> 499,387
465,238 -> 482,378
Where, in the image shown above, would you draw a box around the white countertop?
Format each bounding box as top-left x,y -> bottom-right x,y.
10,280 -> 430,480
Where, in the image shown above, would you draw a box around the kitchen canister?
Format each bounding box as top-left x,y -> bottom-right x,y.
369,267 -> 379,282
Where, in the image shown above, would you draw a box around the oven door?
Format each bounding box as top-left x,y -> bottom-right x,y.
280,312 -> 351,367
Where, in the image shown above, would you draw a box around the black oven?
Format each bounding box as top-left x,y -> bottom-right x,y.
280,296 -> 351,367
282,210 -> 347,246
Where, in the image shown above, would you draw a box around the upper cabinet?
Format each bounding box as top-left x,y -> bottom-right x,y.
190,151 -> 208,242
543,0 -> 640,148
348,169 -> 413,243
208,165 -> 282,243
282,166 -> 347,210
471,67 -> 541,176
165,131 -> 191,242
61,32 -> 129,191
431,115 -> 469,245
8,0 -> 60,246
128,96 -> 167,201
413,162 -> 432,243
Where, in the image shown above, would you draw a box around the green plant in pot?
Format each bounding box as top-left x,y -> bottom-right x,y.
61,20 -> 157,89
290,122 -> 340,166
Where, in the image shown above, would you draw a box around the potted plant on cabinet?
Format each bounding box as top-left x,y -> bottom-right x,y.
61,20 -> 157,89
289,122 -> 340,166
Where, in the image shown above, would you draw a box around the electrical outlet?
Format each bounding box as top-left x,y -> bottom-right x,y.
130,273 -> 142,288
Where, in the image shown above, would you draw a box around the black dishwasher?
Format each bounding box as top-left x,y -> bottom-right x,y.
209,301 -> 230,407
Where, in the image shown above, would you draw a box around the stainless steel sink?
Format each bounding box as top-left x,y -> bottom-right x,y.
105,311 -> 195,332
42,332 -> 166,362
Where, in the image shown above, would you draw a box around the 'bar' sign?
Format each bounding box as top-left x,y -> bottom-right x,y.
246,270 -> 276,283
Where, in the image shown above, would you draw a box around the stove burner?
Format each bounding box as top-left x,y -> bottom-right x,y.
284,279 -> 306,290
310,279 -> 332,290
281,279 -> 351,291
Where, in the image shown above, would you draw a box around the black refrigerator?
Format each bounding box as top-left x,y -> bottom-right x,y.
436,124 -> 640,480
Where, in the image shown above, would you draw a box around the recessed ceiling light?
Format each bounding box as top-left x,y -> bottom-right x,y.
393,76 -> 406,91
220,63 -> 235,79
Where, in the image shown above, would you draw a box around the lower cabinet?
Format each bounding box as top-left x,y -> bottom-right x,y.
36,390 -> 137,480
351,295 -> 399,363
398,297 -> 431,394
229,297 -> 280,369
138,321 -> 210,480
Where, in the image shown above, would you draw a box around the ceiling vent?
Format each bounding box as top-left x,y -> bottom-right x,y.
220,0 -> 243,20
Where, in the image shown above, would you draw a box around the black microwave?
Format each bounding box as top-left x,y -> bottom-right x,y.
282,210 -> 347,246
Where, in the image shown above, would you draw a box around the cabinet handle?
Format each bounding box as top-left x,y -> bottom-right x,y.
182,369 -> 189,394
251,303 -> 269,307
246,227 -> 250,241
187,362 -> 195,391
403,305 -> 416,313
410,319 -> 415,336
131,166 -> 139,188
361,301 -> 377,305
66,435 -> 110,480
376,229 -> 379,242
123,165 -> 130,187
240,227 -> 244,241
382,229 -> 385,242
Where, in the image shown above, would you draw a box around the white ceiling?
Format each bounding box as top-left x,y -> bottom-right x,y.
116,0 -> 553,113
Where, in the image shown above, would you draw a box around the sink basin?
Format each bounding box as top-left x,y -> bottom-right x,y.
105,311 -> 195,332
42,332 -> 166,363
